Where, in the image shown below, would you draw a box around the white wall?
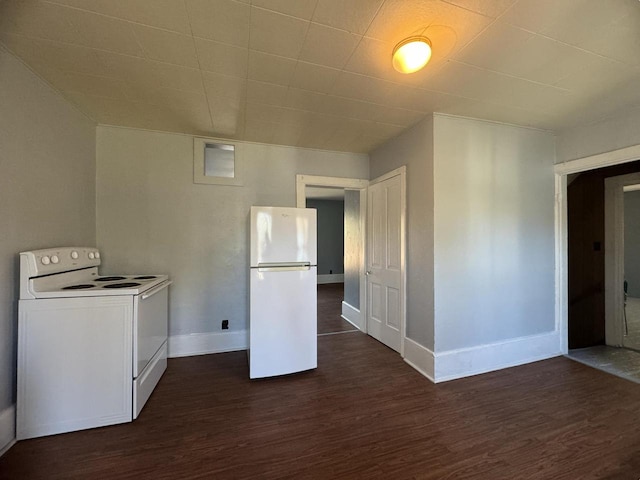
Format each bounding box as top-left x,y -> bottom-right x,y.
557,107 -> 640,163
306,199 -> 344,275
433,115 -> 556,352
96,126 -> 368,347
344,190 -> 361,309
370,117 -> 435,350
0,48 -> 96,446
370,114 -> 558,380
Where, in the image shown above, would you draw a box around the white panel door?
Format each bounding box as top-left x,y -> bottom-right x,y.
367,169 -> 405,353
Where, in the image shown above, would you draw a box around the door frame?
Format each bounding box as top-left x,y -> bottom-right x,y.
367,166 -> 407,356
296,174 -> 369,332
554,144 -> 640,354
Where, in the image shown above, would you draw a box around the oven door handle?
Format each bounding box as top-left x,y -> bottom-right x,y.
141,280 -> 172,300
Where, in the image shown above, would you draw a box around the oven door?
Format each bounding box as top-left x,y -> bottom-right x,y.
133,281 -> 171,378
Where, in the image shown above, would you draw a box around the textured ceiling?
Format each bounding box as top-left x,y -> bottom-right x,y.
1,0 -> 639,153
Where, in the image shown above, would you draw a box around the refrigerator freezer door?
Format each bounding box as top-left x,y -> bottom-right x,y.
249,266 -> 317,378
250,206 -> 317,267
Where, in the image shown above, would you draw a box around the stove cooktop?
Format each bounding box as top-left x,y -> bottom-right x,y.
32,274 -> 169,298
60,275 -> 161,291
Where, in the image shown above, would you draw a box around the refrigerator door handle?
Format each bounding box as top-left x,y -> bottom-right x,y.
257,262 -> 311,272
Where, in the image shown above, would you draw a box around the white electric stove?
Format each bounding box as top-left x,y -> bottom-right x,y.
17,247 -> 172,440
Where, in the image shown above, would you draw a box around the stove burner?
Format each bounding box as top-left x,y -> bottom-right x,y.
133,276 -> 157,280
63,284 -> 95,290
102,282 -> 141,289
95,276 -> 127,282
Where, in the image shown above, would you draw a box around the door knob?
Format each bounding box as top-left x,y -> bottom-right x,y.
365,271 -> 372,276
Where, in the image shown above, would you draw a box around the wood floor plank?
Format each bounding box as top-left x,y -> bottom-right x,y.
317,283 -> 357,335
2,299 -> 640,478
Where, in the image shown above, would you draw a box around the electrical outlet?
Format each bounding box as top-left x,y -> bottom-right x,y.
221,319 -> 229,330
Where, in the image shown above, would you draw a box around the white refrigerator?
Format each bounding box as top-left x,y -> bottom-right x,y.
249,206 -> 317,379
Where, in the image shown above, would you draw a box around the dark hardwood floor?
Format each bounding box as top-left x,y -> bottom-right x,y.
317,283 -> 357,335
2,332 -> 640,479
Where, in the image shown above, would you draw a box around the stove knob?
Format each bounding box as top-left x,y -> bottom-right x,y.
51,255 -> 59,264
71,251 -> 79,259
95,252 -> 100,259
88,252 -> 95,259
41,256 -> 50,265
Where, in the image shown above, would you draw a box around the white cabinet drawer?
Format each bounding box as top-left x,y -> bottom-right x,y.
133,341 -> 167,419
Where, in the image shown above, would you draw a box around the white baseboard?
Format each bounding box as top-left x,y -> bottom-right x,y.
168,330 -> 247,358
403,337 -> 435,382
0,404 -> 15,457
317,274 -> 344,284
341,301 -> 362,330
434,330 -> 562,383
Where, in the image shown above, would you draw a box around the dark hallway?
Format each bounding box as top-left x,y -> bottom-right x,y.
317,283 -> 358,335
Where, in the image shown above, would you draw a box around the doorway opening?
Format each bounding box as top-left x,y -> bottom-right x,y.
296,175 -> 368,337
622,186 -> 640,352
306,187 -> 358,335
563,160 -> 640,383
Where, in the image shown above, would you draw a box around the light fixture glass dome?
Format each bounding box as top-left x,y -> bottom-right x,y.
392,36 -> 432,74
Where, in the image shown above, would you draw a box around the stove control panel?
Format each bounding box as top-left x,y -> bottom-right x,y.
20,247 -> 101,278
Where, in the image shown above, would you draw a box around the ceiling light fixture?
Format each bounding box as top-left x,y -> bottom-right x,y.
392,36 -> 432,74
